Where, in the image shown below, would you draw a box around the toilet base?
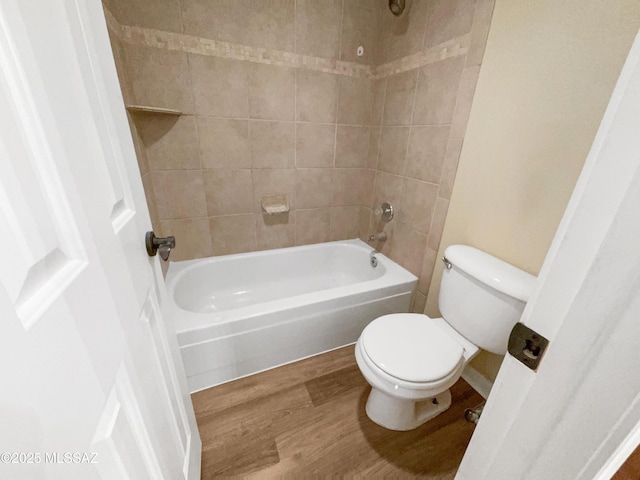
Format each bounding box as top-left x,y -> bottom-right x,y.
365,388 -> 452,431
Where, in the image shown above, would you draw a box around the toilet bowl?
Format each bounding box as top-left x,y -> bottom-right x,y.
355,314 -> 478,430
356,245 -> 537,431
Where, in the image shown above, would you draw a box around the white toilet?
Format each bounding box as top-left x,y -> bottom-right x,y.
355,245 -> 537,431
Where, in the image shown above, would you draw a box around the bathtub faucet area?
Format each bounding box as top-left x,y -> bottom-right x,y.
368,232 -> 387,242
370,250 -> 378,268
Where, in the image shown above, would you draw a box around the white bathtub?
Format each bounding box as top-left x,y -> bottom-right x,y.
166,239 -> 417,392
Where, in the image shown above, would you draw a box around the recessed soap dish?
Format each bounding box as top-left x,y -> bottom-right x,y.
261,194 -> 289,215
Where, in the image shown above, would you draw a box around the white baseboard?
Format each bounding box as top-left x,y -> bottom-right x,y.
462,364 -> 494,399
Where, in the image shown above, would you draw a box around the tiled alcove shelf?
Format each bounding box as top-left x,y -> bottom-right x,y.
125,105 -> 182,115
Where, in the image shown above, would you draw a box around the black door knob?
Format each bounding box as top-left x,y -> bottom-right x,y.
145,231 -> 175,261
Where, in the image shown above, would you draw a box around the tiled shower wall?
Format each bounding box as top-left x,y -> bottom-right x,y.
103,0 -> 493,312
104,0 -> 380,261
368,0 -> 494,312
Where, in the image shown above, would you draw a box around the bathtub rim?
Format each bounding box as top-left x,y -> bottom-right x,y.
165,239 -> 417,336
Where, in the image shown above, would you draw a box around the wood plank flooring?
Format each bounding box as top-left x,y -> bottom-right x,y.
192,345 -> 484,478
613,444 -> 640,479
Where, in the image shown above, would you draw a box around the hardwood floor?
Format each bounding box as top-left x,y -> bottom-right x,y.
192,345 -> 484,478
613,444 -> 640,479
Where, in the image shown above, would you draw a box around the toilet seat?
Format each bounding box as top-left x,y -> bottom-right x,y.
361,313 -> 464,384
357,339 -> 464,396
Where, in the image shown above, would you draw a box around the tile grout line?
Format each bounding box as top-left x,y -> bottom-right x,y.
329,0 -> 346,242
175,114 -> 452,129
330,83 -> 342,241
420,0 -> 432,54
243,58 -> 258,253
337,0 -> 345,69
435,62 -> 472,204
370,75 -> 389,245
293,55 -> 298,245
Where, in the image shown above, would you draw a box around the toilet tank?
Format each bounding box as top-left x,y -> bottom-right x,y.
439,245 -> 537,355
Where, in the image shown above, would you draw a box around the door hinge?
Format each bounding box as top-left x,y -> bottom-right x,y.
507,322 -> 549,371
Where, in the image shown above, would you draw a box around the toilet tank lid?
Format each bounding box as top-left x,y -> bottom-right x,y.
444,245 -> 537,302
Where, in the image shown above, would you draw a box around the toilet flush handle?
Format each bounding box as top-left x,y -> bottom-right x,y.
442,256 -> 452,270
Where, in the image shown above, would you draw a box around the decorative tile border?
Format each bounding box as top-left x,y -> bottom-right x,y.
126,25 -> 375,77
373,34 -> 470,78
104,6 -> 467,79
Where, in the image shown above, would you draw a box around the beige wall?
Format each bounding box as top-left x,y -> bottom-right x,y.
426,0 -> 640,379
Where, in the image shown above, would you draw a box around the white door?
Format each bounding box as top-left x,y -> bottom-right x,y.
0,0 -> 201,479
457,30 -> 640,479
